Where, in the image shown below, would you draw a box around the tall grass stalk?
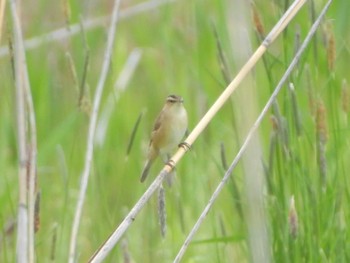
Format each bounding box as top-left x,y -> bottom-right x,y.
10,0 -> 38,262
68,0 -> 121,262
0,0 -> 5,44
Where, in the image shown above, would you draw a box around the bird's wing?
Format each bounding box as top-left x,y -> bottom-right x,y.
149,109 -> 165,145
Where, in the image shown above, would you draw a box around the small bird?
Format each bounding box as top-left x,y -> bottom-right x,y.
140,95 -> 188,182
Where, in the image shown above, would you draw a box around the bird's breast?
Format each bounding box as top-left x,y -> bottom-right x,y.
156,107 -> 187,154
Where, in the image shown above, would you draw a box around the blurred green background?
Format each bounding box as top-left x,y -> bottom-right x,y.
1,0 -> 350,262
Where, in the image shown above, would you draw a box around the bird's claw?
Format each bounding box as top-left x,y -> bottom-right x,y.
178,142 -> 191,151
166,159 -> 175,169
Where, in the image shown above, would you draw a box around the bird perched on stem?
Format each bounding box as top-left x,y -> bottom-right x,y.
140,95 -> 188,182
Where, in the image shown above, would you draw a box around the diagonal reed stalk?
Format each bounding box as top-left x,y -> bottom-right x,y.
174,0 -> 333,261
88,0 -> 308,262
68,0 -> 121,262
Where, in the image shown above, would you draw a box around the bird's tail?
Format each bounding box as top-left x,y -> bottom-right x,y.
140,160 -> 153,182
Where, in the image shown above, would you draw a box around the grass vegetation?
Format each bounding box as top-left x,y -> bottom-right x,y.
1,0 -> 350,262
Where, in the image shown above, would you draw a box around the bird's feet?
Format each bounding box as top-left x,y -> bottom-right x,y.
178,141 -> 191,151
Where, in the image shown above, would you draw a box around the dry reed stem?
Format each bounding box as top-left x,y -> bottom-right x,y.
0,0 -> 175,58
68,0 -> 121,262
88,0 -> 307,262
10,0 -> 38,262
12,1 -> 29,260
174,0 -> 332,261
21,41 -> 37,263
89,170 -> 169,263
170,0 -> 307,168
0,0 -> 6,44
24,53 -> 38,263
